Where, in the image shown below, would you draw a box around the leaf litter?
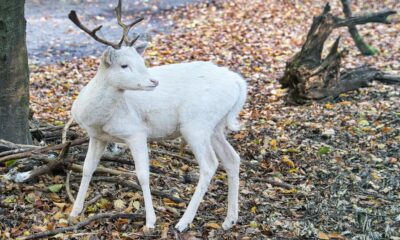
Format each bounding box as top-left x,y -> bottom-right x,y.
1,0 -> 400,239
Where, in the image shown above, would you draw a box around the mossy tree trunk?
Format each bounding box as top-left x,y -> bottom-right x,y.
0,0 -> 31,144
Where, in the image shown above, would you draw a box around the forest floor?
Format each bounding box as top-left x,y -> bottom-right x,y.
1,0 -> 400,239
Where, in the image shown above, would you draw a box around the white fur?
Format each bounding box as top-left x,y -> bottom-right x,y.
70,45 -> 247,231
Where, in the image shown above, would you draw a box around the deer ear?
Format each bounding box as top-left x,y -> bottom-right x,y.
134,41 -> 148,55
101,46 -> 116,67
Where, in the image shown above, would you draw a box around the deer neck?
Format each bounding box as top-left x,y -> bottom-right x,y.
73,70 -> 124,127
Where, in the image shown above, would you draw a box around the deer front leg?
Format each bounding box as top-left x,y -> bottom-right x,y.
127,133 -> 156,229
70,138 -> 106,217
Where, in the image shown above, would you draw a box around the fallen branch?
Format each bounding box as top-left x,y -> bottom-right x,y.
20,212 -> 143,240
0,139 -> 40,151
29,122 -> 78,133
78,154 -> 134,166
152,149 -> 195,165
92,176 -> 184,203
0,138 -> 89,163
70,163 -> 135,178
9,142 -> 72,183
8,152 -> 182,203
0,140 -> 40,158
156,141 -> 192,155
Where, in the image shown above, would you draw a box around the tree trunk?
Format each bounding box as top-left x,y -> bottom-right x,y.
0,0 -> 31,144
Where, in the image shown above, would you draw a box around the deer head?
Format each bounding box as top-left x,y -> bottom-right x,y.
68,0 -> 158,91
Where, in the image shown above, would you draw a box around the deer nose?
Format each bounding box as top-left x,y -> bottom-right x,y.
150,79 -> 159,86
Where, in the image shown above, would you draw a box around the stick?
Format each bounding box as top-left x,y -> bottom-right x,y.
0,138 -> 89,163
0,140 -> 40,158
66,170 -> 75,203
156,142 -> 192,155
29,123 -> 78,133
253,177 -> 294,190
85,194 -> 102,208
68,163 -> 135,178
0,139 -> 40,150
92,176 -> 184,203
153,148 -> 258,173
20,212 -> 143,240
62,118 -> 74,144
151,149 -> 195,165
78,154 -> 134,166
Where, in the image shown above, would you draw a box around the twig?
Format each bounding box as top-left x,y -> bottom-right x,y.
253,177 -> 295,190
0,140 -> 40,158
78,154 -> 134,166
151,149 -> 196,166
82,194 -> 102,213
66,170 -> 75,203
156,142 -> 192,155
152,147 -> 257,173
0,138 -> 89,163
68,163 -> 135,178
62,118 -> 74,144
19,212 -> 143,240
85,194 -> 103,207
92,176 -> 184,203
0,139 -> 40,150
29,122 -> 78,133
0,148 -> 33,158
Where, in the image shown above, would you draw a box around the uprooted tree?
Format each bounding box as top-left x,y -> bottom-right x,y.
280,3 -> 399,104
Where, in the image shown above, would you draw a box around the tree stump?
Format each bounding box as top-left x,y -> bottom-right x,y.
279,3 -> 398,105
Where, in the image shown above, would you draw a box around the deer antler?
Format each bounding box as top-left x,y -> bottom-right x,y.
68,0 -> 143,49
114,0 -> 144,46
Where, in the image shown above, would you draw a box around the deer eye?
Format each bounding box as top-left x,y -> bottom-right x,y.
121,64 -> 128,69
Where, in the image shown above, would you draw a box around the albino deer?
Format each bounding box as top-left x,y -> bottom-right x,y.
68,0 -> 247,232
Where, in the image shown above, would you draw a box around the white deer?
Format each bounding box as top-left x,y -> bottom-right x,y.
68,0 -> 247,232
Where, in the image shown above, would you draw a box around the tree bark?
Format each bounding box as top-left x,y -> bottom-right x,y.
0,0 -> 31,144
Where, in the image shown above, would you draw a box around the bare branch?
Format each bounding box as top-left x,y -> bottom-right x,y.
335,10 -> 397,27
21,212 -> 143,240
0,138 -> 89,163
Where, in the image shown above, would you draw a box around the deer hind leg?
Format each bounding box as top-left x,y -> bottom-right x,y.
212,126 -> 241,230
175,128 -> 218,232
70,138 -> 106,217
